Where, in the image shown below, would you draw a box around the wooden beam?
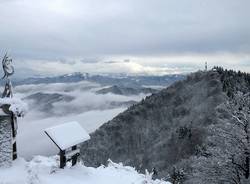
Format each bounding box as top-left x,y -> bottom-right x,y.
44,131 -> 62,151
59,150 -> 66,169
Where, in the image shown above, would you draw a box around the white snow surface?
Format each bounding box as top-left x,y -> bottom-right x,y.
45,121 -> 90,150
0,156 -> 171,184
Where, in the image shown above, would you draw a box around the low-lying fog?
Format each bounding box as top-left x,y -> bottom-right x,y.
13,81 -> 150,159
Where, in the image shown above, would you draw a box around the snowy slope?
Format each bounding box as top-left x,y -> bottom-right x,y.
0,156 -> 170,184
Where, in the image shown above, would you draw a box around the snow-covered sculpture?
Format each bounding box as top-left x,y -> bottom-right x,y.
0,53 -> 27,167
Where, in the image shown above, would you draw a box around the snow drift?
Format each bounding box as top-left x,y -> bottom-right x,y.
0,156 -> 170,184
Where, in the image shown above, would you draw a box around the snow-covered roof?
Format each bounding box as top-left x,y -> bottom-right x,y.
44,121 -> 90,150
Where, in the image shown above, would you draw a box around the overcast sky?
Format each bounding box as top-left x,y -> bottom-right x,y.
0,0 -> 250,77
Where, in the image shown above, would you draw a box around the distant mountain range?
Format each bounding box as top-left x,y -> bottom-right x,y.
23,92 -> 74,114
17,74 -> 185,117
23,92 -> 138,116
12,72 -> 185,88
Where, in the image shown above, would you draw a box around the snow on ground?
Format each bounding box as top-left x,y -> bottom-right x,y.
0,156 -> 171,184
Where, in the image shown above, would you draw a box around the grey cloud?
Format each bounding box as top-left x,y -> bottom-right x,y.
104,61 -> 119,64
0,0 -> 250,75
80,58 -> 102,63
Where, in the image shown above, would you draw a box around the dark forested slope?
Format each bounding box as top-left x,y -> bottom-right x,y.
81,68 -> 250,181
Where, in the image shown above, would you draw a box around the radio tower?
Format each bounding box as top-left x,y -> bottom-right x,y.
205,62 -> 208,71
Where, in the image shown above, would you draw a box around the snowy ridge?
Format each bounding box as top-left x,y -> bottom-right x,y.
0,156 -> 170,184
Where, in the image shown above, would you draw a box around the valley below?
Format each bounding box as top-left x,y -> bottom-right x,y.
9,74 -> 182,159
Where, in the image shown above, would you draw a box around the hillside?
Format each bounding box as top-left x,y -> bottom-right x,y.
96,85 -> 158,95
80,68 -> 250,183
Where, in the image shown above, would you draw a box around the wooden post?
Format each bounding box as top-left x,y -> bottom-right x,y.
12,140 -> 17,160
72,145 -> 77,166
60,150 -> 66,169
11,114 -> 17,160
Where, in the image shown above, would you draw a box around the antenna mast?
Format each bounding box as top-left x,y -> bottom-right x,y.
205,62 -> 208,71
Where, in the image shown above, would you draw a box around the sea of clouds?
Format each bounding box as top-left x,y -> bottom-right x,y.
11,81 -> 148,159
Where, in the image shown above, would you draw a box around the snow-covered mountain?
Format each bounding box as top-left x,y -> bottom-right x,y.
13,72 -> 185,87
0,72 -> 184,183
80,68 -> 250,183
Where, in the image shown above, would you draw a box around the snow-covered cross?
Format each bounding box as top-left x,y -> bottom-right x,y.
0,53 -> 27,168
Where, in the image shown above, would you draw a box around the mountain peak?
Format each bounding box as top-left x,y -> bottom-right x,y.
81,68 -> 250,180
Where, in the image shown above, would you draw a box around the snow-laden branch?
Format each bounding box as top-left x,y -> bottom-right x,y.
0,97 -> 28,117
